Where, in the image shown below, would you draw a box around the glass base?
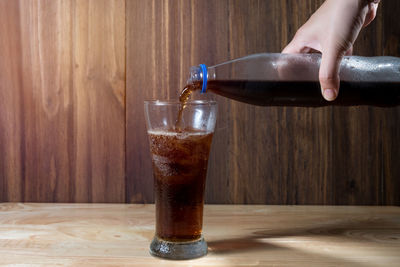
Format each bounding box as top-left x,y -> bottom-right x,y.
149,236 -> 207,260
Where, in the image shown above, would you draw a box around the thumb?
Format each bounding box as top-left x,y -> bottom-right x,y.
319,47 -> 343,101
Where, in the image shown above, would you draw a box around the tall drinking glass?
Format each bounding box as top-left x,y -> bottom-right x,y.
144,100 -> 217,260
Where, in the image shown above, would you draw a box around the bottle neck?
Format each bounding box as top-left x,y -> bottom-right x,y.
188,65 -> 215,93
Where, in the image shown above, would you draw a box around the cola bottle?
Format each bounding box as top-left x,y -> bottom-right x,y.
184,53 -> 400,107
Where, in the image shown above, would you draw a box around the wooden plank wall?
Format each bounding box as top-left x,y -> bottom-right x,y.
0,0 -> 125,202
0,0 -> 399,204
126,0 -> 400,205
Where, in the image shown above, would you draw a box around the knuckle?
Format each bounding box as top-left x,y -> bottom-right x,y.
293,27 -> 307,41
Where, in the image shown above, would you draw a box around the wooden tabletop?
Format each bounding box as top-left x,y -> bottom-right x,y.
0,204 -> 399,266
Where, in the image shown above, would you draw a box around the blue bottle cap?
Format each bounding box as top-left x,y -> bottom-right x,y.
200,64 -> 207,94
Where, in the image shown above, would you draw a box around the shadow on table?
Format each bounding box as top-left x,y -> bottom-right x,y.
207,237 -> 366,266
208,236 -> 280,254
207,218 -> 399,266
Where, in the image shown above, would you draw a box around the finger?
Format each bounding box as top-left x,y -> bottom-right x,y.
319,47 -> 343,101
282,39 -> 303,54
363,2 -> 379,27
345,45 -> 353,56
282,27 -> 313,53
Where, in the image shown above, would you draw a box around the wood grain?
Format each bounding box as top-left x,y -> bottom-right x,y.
221,0 -> 332,205
0,0 -> 125,202
0,1 -> 24,202
381,0 -> 400,206
0,203 -> 399,266
0,0 -> 399,204
126,0 -> 400,204
331,2 -> 400,205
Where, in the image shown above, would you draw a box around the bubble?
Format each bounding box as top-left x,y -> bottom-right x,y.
339,56 -> 400,82
148,130 -> 211,137
152,154 -> 178,177
237,53 -> 400,82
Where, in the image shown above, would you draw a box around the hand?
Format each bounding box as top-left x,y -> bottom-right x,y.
282,0 -> 380,101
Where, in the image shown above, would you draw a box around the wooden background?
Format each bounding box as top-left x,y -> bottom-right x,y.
0,0 -> 399,204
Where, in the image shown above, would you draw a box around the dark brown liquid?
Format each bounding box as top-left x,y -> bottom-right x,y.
175,84 -> 198,129
148,128 -> 213,242
175,86 -> 194,129
179,80 -> 400,107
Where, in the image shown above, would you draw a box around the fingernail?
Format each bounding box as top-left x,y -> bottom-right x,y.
323,89 -> 337,101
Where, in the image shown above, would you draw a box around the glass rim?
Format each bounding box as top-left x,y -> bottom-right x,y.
144,99 -> 217,106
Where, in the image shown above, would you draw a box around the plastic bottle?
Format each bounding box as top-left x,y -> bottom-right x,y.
185,53 -> 400,107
